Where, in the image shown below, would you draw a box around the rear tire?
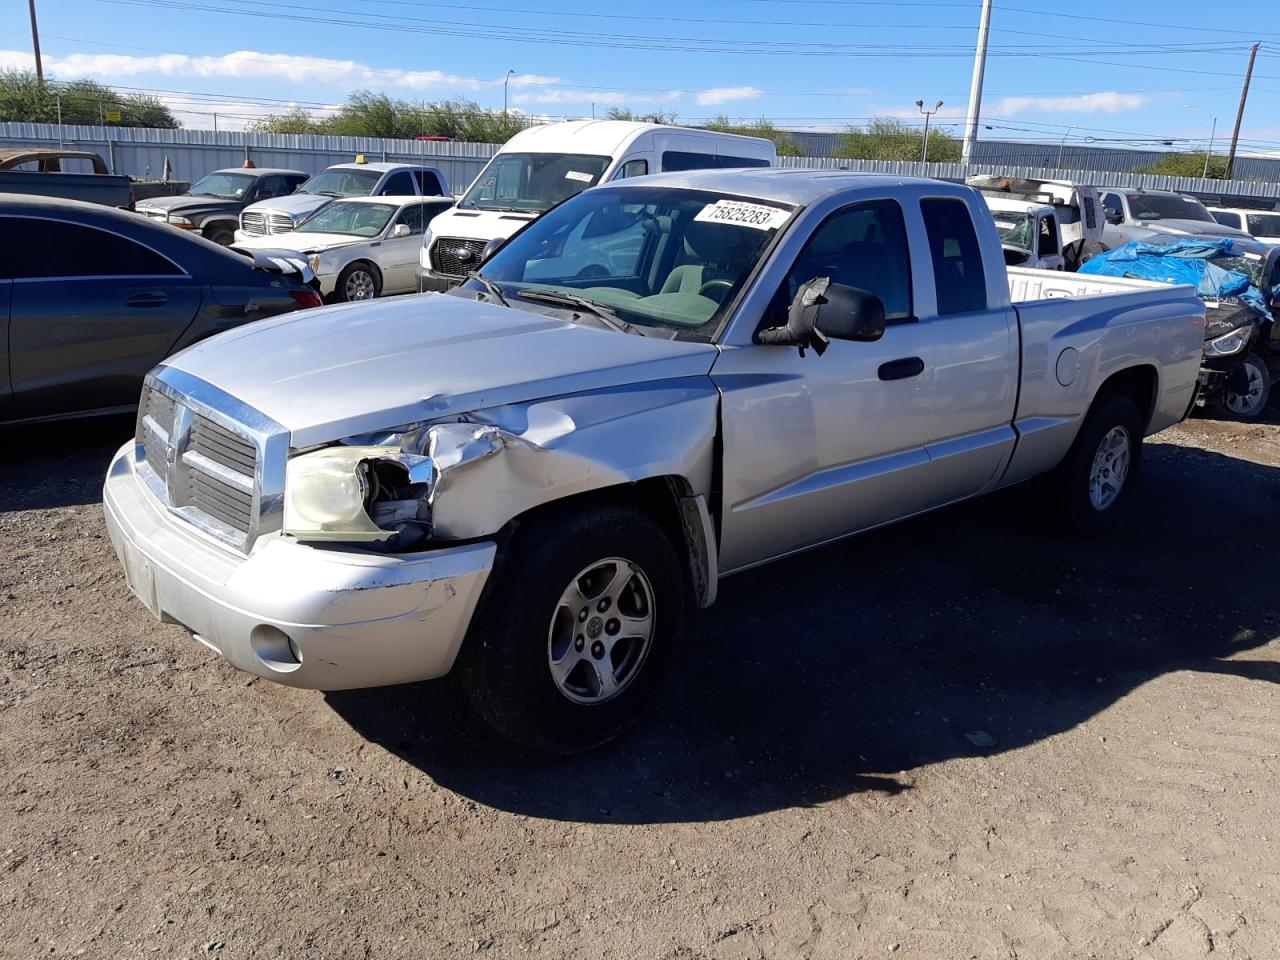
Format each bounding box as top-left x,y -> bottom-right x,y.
457,503 -> 685,753
1038,392 -> 1144,534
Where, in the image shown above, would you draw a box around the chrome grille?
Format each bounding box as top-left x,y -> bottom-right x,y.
430,237 -> 486,277
240,210 -> 267,236
184,415 -> 256,534
134,379 -> 280,552
267,213 -> 294,234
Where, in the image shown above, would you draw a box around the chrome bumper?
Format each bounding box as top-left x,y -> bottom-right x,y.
103,442 -> 495,690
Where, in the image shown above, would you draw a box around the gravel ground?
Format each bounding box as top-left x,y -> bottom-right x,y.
2,409 -> 1279,960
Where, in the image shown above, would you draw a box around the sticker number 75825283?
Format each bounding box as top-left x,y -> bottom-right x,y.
693,199 -> 792,231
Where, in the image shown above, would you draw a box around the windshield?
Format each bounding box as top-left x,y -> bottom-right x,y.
460,152 -> 611,212
296,201 -> 396,236
467,186 -> 794,341
188,172 -> 255,200
1247,213 -> 1280,237
1125,193 -> 1215,223
991,211 -> 1035,250
299,168 -> 381,198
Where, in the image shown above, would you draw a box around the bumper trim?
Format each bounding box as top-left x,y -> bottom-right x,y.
104,441 -> 496,690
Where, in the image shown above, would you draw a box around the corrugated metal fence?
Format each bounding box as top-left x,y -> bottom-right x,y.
1,122 -> 1276,201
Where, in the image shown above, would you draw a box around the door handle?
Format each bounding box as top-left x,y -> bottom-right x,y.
126,292 -> 169,308
878,356 -> 925,381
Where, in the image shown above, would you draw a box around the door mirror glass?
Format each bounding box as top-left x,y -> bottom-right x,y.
756,277 -> 885,355
391,223 -> 412,238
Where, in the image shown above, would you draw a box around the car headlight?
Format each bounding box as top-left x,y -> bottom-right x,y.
308,254 -> 322,273
1204,325 -> 1253,358
168,214 -> 194,228
283,445 -> 434,546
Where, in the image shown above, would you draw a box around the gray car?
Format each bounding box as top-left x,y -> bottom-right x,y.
1100,188 -> 1250,248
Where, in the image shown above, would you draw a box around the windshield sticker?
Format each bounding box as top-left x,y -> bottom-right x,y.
564,170 -> 594,182
694,199 -> 791,231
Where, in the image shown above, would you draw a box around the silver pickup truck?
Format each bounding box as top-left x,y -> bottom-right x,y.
104,170 -> 1206,751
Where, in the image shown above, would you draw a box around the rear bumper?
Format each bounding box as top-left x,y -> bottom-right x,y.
103,441 -> 495,690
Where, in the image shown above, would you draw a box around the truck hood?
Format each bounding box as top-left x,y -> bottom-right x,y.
136,194 -> 241,217
233,232 -> 360,254
165,294 -> 719,447
245,193 -> 332,219
1137,218 -> 1251,239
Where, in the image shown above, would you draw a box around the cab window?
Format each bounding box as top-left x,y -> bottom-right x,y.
380,171 -> 416,196
774,199 -> 913,323
1038,216 -> 1059,256
920,198 -> 986,315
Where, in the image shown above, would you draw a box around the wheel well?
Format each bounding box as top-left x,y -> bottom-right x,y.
501,477 -> 711,607
1096,364 -> 1158,429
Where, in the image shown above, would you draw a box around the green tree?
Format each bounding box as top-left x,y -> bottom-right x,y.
0,69 -> 179,127
251,92 -> 528,143
702,115 -> 803,157
834,117 -> 960,163
605,106 -> 679,125
1133,152 -> 1230,179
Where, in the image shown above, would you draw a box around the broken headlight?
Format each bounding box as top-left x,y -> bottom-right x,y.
283,445 -> 433,547
1204,324 -> 1254,358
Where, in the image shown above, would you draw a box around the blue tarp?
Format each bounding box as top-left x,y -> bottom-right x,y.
1079,237 -> 1271,320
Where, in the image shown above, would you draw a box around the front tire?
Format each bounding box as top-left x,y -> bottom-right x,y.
1215,352 -> 1271,420
1039,392 -> 1144,534
335,262 -> 381,302
204,226 -> 235,246
457,503 -> 686,753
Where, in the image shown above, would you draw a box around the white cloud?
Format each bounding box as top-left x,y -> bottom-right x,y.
0,48 -> 559,95
990,92 -> 1152,115
695,86 -> 763,106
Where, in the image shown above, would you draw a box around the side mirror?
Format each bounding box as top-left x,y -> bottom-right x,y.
479,236 -> 505,264
391,223 -> 412,238
756,278 -> 886,356
1106,210 -> 1124,225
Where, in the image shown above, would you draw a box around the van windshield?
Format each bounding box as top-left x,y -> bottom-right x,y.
460,153 -> 611,213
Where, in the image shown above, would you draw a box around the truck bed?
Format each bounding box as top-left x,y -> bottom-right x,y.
1006,266 -> 1172,302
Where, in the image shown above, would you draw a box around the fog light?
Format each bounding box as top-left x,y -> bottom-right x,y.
250,624 -> 302,672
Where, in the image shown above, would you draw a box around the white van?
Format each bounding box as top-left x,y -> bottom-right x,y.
1210,207 -> 1280,244
417,120 -> 776,290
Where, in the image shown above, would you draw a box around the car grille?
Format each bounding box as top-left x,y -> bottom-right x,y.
240,210 -> 266,236
267,213 -> 294,234
430,237 -> 486,277
136,382 -> 268,550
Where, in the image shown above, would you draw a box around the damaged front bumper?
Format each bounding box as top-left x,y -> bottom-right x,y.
103,441 -> 496,690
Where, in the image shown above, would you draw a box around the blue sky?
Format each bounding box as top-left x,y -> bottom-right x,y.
4,0 -> 1280,154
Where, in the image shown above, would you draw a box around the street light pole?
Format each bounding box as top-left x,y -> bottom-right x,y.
1056,125 -> 1076,169
917,99 -> 943,164
1184,104 -> 1217,178
503,68 -> 515,115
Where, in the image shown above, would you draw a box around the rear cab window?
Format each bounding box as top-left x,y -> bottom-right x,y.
920,198 -> 987,315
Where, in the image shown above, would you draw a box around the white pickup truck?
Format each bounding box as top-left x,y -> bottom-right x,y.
104,170 -> 1205,752
968,175 -> 1107,271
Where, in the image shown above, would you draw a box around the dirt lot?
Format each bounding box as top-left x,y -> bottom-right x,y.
2,410 -> 1279,960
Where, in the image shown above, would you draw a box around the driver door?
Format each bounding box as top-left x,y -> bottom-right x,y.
712,199 -> 936,573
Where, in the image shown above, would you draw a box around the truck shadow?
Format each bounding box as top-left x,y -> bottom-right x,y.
0,415 -> 134,513
329,439 -> 1280,825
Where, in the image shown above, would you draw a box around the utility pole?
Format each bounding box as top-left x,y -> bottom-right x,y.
917,99 -> 943,163
28,0 -> 44,82
1224,42 -> 1259,181
961,0 -> 993,165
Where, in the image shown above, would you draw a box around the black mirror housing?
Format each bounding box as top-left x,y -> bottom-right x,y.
757,278 -> 886,356
479,237 -> 505,264
1106,210 -> 1123,225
